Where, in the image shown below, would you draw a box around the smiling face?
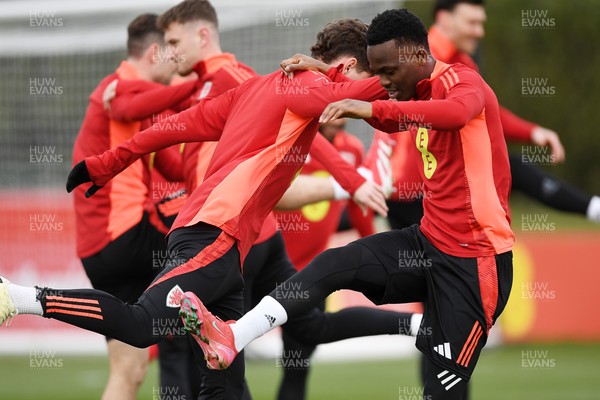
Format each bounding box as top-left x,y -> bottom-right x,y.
367,39 -> 428,101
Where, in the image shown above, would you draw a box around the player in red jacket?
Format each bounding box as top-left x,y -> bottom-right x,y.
175,10 -> 513,400
387,0 -> 600,231
70,14 -> 195,400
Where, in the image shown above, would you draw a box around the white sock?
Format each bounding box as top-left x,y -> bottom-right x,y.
410,313 -> 423,336
587,196 -> 600,223
7,283 -> 43,316
230,296 -> 288,351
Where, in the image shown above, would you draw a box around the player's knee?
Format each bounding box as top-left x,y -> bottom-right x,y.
312,243 -> 362,271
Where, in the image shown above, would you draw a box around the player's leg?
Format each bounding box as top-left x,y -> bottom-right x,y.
157,338 -> 199,400
416,236 -> 513,399
33,223 -> 233,346
2,223 -> 246,389
244,232 -> 420,399
278,317 -> 319,400
179,226 -> 428,369
103,341 -> 149,400
241,233 -> 316,400
81,212 -> 165,400
509,154 -> 600,222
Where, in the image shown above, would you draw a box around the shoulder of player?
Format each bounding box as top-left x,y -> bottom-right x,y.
433,62 -> 483,93
288,69 -> 333,87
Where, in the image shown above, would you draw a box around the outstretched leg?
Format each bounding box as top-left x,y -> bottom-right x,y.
509,154 -> 600,222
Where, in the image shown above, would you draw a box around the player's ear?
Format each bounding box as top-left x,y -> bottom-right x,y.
197,26 -> 210,47
343,58 -> 358,74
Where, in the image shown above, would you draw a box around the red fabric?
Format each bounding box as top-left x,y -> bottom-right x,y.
84,70 -> 387,261
73,62 -> 148,258
370,62 -> 513,257
278,130 -> 368,270
428,26 -> 535,141
107,79 -> 197,121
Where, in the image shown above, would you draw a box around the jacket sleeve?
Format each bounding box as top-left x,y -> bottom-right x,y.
86,89 -> 234,186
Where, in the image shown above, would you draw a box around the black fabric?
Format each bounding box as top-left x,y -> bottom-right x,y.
386,198 -> 424,230
509,154 -> 590,214
422,355 -> 469,400
243,232 -> 410,400
41,222 -> 246,400
81,212 -> 165,306
269,225 -> 512,387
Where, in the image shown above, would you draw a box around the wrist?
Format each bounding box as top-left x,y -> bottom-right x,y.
329,176 -> 350,200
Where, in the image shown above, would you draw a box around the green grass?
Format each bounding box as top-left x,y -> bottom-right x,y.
0,343 -> 598,399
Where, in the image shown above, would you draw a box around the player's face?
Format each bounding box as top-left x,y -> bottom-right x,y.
368,40 -> 423,102
446,4 -> 486,55
151,44 -> 178,85
164,22 -> 203,76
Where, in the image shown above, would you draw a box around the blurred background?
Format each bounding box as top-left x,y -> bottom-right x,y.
0,0 -> 599,399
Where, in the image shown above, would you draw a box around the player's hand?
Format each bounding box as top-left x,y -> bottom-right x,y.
102,79 -> 118,112
352,180 -> 388,217
320,99 -> 372,124
531,126 -> 565,164
66,160 -> 103,197
280,54 -> 330,78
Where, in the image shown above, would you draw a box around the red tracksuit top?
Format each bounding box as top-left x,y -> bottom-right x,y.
370,61 -> 514,257
84,70 -> 387,261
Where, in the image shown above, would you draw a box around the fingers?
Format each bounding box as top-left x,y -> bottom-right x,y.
371,185 -> 389,216
280,53 -> 305,77
365,190 -> 388,217
102,80 -> 117,112
319,102 -> 346,124
353,182 -> 388,217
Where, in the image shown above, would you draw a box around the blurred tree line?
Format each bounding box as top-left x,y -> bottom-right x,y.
405,0 -> 600,194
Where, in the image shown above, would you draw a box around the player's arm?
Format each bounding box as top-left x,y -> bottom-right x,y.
500,106 -> 564,163
282,71 -> 388,119
275,175 -> 337,210
280,53 -> 352,83
321,73 -> 486,132
67,90 -> 233,197
310,134 -> 388,217
104,79 -> 197,122
310,133 -> 365,194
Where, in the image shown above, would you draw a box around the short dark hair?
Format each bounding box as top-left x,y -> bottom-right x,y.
433,0 -> 484,17
367,9 -> 430,51
157,0 -> 218,31
127,13 -> 164,58
310,19 -> 370,72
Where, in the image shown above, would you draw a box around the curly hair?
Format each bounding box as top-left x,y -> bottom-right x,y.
310,19 -> 370,72
366,9 -> 429,51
